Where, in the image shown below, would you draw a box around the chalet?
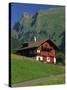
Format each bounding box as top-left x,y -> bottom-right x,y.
16,39 -> 58,64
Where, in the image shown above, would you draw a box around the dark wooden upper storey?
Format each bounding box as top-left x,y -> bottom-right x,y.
16,39 -> 59,57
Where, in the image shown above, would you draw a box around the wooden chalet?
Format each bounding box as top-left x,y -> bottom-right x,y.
16,39 -> 58,64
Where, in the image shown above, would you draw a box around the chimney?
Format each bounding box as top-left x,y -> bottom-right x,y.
34,36 -> 36,42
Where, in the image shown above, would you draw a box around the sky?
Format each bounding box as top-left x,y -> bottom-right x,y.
10,3 -> 60,28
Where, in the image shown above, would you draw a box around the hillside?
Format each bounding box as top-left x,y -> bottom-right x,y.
11,54 -> 65,84
11,7 -> 65,51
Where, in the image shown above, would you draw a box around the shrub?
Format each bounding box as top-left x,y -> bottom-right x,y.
56,52 -> 65,65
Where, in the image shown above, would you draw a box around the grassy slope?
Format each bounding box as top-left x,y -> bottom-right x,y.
11,54 -> 65,84
33,76 -> 65,86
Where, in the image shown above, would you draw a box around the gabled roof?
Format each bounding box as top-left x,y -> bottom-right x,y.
16,39 -> 58,51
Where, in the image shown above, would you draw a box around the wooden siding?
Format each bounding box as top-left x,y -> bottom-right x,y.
37,42 -> 55,56
37,41 -> 56,63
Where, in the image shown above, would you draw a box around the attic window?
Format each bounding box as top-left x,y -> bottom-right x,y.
45,44 -> 48,47
45,43 -> 48,48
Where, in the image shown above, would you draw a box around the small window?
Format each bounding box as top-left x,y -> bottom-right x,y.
37,50 -> 40,53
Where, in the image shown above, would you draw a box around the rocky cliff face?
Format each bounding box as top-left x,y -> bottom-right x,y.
11,7 -> 65,52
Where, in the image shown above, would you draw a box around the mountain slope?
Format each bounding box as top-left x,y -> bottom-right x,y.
11,7 -> 65,51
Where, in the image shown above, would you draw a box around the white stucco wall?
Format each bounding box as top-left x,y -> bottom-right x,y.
36,56 -> 39,61
36,56 -> 56,64
40,56 -> 43,61
54,57 -> 56,64
36,56 -> 43,61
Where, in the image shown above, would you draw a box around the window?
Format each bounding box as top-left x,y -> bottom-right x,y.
37,50 -> 40,53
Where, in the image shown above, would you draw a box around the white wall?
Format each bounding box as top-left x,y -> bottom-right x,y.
54,57 -> 56,64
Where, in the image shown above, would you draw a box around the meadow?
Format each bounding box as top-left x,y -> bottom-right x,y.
11,54 -> 65,85
33,76 -> 65,86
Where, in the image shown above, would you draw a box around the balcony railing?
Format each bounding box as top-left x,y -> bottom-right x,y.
42,48 -> 52,51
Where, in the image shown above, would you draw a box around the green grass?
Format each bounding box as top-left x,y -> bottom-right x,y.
11,54 -> 65,84
33,76 -> 65,86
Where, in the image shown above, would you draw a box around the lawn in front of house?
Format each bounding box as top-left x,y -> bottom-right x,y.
11,54 -> 65,85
